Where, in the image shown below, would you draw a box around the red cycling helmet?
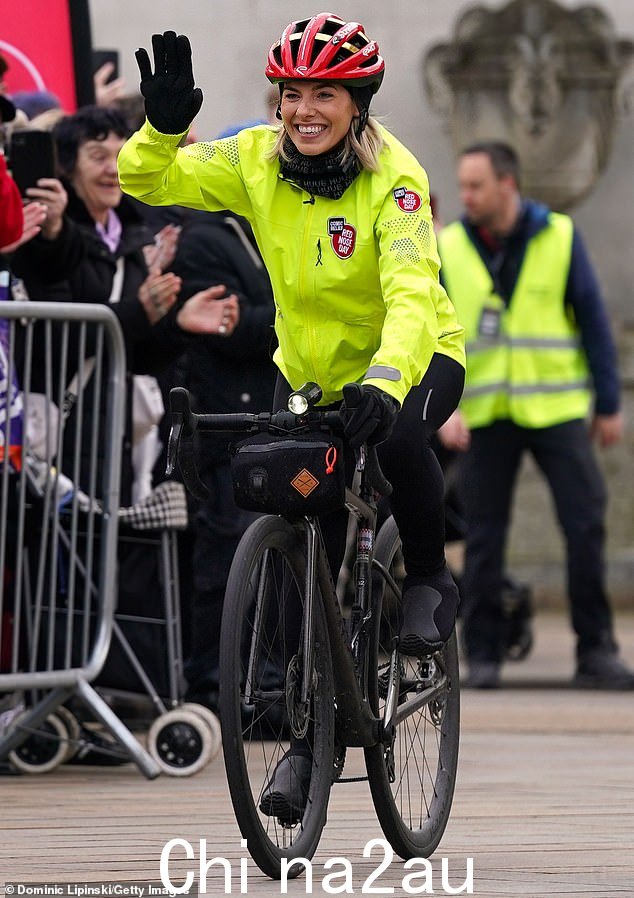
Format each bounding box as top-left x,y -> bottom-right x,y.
265,12 -> 385,93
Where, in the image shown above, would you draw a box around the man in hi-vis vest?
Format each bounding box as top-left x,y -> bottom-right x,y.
437,141 -> 633,690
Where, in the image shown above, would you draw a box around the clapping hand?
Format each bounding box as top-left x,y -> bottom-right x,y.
138,271 -> 182,324
176,285 -> 239,335
143,223 -> 181,274
0,201 -> 47,252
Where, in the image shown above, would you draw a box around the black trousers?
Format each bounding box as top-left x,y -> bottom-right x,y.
458,418 -> 614,662
274,353 -> 465,579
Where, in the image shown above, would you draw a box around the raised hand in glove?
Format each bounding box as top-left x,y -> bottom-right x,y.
135,31 -> 203,134
342,384 -> 400,449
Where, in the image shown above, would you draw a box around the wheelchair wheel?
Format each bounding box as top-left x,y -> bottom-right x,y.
147,708 -> 215,777
55,706 -> 82,762
180,702 -> 222,759
9,711 -> 70,774
219,515 -> 334,880
365,515 -> 460,858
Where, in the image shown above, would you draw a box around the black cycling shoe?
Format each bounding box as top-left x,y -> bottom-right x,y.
573,647 -> 634,690
259,752 -> 312,823
399,567 -> 460,657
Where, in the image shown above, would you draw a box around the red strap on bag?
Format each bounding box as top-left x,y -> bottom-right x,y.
325,445 -> 337,474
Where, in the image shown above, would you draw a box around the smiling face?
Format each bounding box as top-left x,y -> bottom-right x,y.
70,132 -> 126,224
280,80 -> 357,155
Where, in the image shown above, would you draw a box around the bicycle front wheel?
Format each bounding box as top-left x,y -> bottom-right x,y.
364,515 -> 460,859
219,515 -> 334,880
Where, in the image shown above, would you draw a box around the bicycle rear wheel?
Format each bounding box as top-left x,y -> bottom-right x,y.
219,515 -> 334,879
365,515 -> 460,858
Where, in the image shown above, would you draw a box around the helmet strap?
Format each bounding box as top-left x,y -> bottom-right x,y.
354,107 -> 369,139
346,85 -> 373,139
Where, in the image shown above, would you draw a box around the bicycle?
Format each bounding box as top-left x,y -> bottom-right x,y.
167,382 -> 460,880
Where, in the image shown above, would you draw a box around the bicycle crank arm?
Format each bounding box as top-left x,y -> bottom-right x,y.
392,674 -> 448,728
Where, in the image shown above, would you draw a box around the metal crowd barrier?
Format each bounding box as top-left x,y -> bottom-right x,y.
0,301 -> 160,778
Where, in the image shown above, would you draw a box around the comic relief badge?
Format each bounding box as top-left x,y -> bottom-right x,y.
328,217 -> 357,259
393,186 -> 422,213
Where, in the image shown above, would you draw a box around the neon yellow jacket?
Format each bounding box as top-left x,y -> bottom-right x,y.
118,121 -> 465,406
439,214 -> 591,428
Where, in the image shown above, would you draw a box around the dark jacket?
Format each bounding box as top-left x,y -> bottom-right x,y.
456,200 -> 620,415
12,186 -> 190,503
171,210 -> 277,466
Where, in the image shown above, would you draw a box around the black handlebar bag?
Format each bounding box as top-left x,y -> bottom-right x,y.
230,432 -> 345,517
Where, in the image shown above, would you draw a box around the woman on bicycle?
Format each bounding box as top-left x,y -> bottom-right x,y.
119,13 -> 465,684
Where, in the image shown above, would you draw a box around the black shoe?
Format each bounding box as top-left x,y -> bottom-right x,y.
66,726 -> 131,766
399,568 -> 460,657
466,660 -> 501,689
259,752 -> 312,822
573,648 -> 634,690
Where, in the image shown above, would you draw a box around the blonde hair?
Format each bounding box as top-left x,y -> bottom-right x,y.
266,115 -> 385,172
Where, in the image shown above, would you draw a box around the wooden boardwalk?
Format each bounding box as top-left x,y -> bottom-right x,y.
2,612 -> 634,897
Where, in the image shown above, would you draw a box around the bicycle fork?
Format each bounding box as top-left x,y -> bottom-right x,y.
300,520 -> 320,707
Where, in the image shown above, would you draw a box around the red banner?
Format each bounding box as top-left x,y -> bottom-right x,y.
0,0 -> 93,112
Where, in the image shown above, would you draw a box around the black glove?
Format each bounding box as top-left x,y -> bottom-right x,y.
342,384 -> 400,449
135,31 -> 203,134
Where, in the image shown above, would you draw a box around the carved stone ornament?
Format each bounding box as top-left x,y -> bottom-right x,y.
424,0 -> 634,209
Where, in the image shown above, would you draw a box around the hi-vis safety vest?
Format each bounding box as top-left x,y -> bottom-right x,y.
438,214 -> 591,429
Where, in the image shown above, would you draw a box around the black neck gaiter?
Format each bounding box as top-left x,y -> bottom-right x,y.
279,137 -> 361,200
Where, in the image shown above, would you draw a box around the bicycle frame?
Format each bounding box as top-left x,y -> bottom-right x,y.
168,384 -> 450,750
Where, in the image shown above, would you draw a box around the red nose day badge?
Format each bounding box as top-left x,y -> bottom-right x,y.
328,217 -> 357,259
393,186 -> 422,213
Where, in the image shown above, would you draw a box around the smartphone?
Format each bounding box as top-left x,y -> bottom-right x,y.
92,49 -> 120,83
9,130 -> 57,196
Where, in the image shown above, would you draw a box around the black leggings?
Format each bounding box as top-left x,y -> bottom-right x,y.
273,353 -> 465,580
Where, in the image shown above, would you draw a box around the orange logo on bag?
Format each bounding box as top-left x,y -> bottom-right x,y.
291,468 -> 319,497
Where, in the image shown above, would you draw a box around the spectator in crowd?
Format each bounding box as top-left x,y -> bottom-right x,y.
170,196 -> 277,712
437,140 -> 634,690
0,147 -> 24,249
10,104 -> 239,504
10,90 -> 61,121
1,132 -> 46,472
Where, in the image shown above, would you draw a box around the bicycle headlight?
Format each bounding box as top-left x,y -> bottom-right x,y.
288,382 -> 322,415
288,392 -> 309,415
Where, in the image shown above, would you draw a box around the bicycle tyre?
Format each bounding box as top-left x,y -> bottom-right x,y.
364,515 -> 460,859
219,515 -> 335,880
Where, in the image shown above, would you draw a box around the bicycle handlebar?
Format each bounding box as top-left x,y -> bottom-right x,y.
166,386 -> 392,499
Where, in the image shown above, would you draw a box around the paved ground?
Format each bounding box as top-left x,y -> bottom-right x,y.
1,611 -> 633,897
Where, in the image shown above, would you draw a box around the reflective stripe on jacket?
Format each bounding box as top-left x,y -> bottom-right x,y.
438,213 -> 591,428
118,122 -> 465,406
